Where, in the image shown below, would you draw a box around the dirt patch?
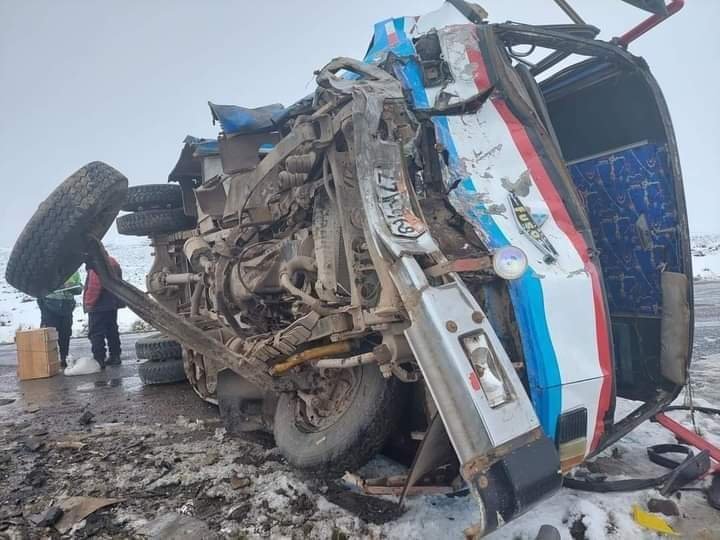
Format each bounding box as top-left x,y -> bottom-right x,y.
323,483 -> 405,524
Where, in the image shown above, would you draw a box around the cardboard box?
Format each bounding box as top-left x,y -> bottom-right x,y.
16,327 -> 60,380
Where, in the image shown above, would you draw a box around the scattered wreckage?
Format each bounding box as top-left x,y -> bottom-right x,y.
6,0 -> 693,536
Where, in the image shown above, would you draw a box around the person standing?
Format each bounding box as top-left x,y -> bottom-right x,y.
37,272 -> 82,368
83,256 -> 124,368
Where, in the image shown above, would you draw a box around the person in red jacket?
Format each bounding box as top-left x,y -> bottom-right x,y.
83,256 -> 124,368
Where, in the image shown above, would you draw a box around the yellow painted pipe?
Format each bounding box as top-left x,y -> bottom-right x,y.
270,341 -> 353,375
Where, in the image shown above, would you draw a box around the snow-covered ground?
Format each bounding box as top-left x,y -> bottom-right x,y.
383,393 -> 718,540
692,232 -> 720,281
0,233 -> 153,343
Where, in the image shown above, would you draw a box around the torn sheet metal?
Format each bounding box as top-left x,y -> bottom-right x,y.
364,10 -> 612,450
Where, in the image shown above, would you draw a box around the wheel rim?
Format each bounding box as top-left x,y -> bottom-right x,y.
293,367 -> 363,433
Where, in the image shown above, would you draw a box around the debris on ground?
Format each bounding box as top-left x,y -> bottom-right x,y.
1,294 -> 719,540
1,399 -> 718,539
632,504 -> 679,536
226,502 -> 251,521
647,498 -> 681,517
709,474 -> 720,510
28,505 -> 63,527
22,436 -> 45,452
535,524 -> 561,540
229,475 -> 251,490
55,496 -> 124,534
137,512 -> 219,540
78,410 -> 95,426
323,484 -> 405,525
54,440 -> 87,450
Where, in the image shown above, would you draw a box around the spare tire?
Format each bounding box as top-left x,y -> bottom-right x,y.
121,184 -> 183,212
135,333 -> 183,360
116,208 -> 196,236
273,363 -> 403,477
6,161 -> 128,298
138,358 -> 187,385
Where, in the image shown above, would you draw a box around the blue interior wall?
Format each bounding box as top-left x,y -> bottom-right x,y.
569,142 -> 681,316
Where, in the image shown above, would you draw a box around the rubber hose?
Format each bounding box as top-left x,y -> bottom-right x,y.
563,403 -> 720,493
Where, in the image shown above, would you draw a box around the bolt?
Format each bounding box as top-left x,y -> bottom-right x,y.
446,320 -> 458,333
471,311 -> 485,324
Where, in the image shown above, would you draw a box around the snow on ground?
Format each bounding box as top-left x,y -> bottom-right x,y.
495,395 -> 719,539
0,228 -> 718,536
368,382 -> 720,539
692,232 -> 720,281
0,235 -> 153,343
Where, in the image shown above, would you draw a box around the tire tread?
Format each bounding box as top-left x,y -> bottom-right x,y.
135,334 -> 183,360
121,184 -> 182,212
5,161 -> 128,297
116,208 -> 195,237
138,358 -> 186,385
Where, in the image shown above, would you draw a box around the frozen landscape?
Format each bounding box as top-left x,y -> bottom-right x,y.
691,233 -> 720,281
0,233 -> 153,344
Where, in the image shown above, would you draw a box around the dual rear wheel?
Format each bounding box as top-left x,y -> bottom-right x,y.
117,184 -> 196,236
135,333 -> 187,385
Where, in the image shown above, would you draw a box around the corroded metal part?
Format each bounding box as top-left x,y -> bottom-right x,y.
86,238 -> 278,392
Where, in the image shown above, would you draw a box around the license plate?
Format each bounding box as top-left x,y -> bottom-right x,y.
376,171 -> 426,238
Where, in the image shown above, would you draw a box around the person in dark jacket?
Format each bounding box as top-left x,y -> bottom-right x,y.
83,256 -> 124,368
38,272 -> 82,368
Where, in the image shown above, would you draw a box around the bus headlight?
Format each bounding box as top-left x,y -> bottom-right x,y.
492,246 -> 528,280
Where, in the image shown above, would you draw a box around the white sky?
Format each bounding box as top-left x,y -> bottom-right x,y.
1,0 -> 718,246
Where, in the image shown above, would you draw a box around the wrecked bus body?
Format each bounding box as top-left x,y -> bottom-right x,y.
6,1 -> 692,536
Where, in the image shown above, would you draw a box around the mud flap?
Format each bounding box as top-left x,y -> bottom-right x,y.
660,272 -> 690,385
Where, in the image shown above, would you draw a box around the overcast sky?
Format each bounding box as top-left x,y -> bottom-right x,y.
1,0 -> 718,247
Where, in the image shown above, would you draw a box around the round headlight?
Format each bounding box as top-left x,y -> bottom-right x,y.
492,246 -> 528,280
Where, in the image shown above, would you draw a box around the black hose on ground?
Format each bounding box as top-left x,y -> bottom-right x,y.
563,405 -> 720,493
563,443 -> 707,493
662,405 -> 720,416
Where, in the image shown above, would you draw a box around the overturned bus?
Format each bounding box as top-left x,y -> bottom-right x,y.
6,1 -> 692,536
